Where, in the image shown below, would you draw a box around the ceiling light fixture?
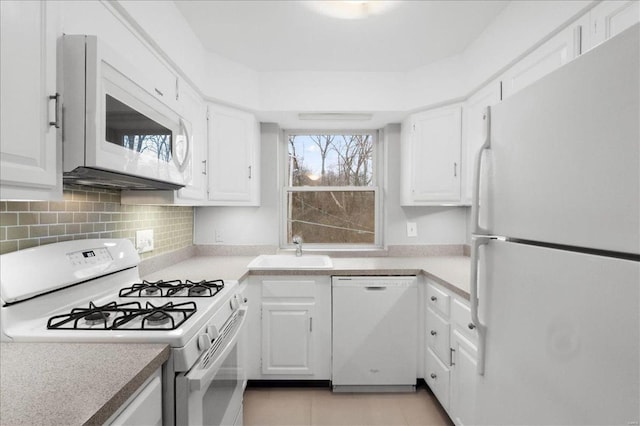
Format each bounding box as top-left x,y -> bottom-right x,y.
298,112 -> 373,121
305,1 -> 399,20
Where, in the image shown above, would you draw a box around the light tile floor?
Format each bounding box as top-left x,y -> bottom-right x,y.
243,387 -> 453,426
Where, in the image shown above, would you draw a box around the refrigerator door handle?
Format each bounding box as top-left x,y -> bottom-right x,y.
471,107 -> 492,235
471,236 -> 491,375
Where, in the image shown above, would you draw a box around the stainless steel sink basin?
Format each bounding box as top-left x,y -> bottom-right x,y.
247,254 -> 333,270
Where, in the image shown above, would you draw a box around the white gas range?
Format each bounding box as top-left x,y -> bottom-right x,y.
0,239 -> 247,426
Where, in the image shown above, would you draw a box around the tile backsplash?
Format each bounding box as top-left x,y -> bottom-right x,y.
0,186 -> 193,257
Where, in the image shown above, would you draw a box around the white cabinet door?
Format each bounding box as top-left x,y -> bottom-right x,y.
449,331 -> 477,426
460,82 -> 500,205
501,18 -> 582,99
401,106 -> 462,205
0,0 -> 61,200
207,104 -> 260,205
261,302 -> 314,375
590,0 -> 640,48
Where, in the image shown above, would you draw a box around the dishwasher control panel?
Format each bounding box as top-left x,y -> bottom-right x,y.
332,276 -> 417,288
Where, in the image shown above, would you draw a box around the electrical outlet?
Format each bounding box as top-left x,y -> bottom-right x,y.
215,229 -> 224,243
136,229 -> 154,253
406,222 -> 418,237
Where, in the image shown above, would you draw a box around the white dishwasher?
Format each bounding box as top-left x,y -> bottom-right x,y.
332,276 -> 417,392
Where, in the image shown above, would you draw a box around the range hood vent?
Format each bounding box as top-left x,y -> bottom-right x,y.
63,167 -> 184,191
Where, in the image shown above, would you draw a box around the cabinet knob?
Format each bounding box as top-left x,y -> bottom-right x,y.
430,330 -> 437,336
468,322 -> 476,330
430,296 -> 437,302
430,373 -> 437,379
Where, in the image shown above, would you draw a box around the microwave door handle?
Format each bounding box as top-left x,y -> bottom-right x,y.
174,117 -> 191,173
186,306 -> 247,392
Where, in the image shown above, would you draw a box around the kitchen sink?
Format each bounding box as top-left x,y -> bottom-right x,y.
247,254 -> 333,270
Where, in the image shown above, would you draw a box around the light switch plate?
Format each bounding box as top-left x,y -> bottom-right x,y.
406,222 -> 418,237
136,229 -> 154,253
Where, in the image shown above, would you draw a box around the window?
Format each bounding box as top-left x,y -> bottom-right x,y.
283,131 -> 381,248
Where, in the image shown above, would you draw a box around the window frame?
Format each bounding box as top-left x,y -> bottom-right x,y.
279,129 -> 384,250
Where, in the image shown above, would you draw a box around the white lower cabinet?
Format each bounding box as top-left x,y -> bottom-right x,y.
424,279 -> 478,426
425,347 -> 450,410
107,369 -> 163,425
261,302 -> 314,375
449,331 -> 478,426
245,275 -> 331,380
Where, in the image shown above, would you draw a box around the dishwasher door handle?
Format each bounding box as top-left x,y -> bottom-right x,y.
365,286 -> 387,291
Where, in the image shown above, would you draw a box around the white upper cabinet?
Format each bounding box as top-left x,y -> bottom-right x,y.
207,104 -> 260,206
589,0 -> 640,49
460,81 -> 500,205
401,105 -> 462,205
0,0 -> 62,200
501,15 -> 586,99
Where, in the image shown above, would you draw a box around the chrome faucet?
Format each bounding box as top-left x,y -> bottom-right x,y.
292,235 -> 303,257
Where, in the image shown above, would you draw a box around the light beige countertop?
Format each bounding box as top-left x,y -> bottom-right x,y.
0,343 -> 169,425
143,255 -> 471,298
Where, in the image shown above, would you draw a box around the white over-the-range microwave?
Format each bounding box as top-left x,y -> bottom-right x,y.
63,35 -> 190,190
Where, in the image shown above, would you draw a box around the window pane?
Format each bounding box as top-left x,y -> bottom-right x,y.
288,134 -> 373,186
287,191 -> 375,244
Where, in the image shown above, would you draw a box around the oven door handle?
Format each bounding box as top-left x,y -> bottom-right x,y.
187,306 -> 247,392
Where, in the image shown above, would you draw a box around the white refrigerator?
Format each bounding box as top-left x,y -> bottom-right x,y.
470,24 -> 639,425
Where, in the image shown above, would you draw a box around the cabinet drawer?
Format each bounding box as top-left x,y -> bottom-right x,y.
451,298 -> 478,343
426,282 -> 450,316
262,280 -> 316,298
425,347 -> 450,410
426,308 -> 450,362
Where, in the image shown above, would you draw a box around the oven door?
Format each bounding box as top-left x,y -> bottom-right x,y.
176,306 -> 247,426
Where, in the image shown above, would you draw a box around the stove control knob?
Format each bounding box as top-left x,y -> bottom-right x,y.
207,325 -> 219,340
198,334 -> 212,351
230,295 -> 240,311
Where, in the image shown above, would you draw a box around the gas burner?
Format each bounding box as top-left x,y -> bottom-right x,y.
144,311 -> 171,326
119,279 -> 225,298
84,311 -> 111,326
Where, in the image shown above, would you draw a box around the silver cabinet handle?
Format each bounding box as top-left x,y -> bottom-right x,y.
154,88 -> 164,97
430,330 -> 437,336
430,296 -> 437,302
309,317 -> 313,332
248,165 -> 252,179
454,162 -> 458,177
450,347 -> 456,366
202,160 -> 207,175
430,373 -> 437,379
48,93 -> 60,128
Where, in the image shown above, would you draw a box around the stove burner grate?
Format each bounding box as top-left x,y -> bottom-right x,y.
47,301 -> 141,330
47,301 -> 197,331
119,279 -> 224,298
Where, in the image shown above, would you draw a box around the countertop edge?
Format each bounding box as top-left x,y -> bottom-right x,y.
86,345 -> 171,425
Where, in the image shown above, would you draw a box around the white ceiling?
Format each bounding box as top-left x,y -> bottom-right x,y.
175,0 -> 509,73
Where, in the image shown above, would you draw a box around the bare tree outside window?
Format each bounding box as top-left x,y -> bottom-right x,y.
286,133 -> 377,245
